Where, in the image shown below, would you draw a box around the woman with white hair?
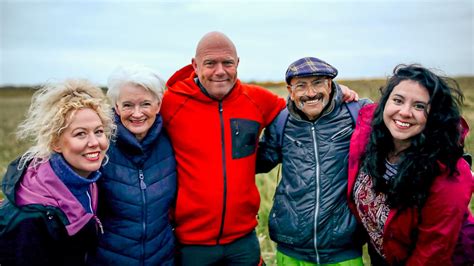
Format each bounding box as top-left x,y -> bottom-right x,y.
0,79 -> 115,265
87,65 -> 177,265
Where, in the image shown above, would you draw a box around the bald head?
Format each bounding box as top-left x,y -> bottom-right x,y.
195,31 -> 237,59
192,31 -> 240,100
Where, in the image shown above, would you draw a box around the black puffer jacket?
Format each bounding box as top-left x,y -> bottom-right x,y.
257,82 -> 370,264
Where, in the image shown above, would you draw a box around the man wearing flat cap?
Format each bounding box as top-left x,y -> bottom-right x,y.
257,57 -> 371,265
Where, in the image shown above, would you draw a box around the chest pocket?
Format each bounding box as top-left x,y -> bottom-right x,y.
230,118 -> 260,159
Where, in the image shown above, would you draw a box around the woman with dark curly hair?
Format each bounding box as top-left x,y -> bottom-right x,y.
347,64 -> 473,265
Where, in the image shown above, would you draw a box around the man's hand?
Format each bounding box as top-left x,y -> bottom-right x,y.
340,84 -> 359,102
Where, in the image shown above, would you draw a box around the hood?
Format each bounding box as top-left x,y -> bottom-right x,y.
166,64 -> 242,103
1,157 -> 28,205
13,160 -> 97,236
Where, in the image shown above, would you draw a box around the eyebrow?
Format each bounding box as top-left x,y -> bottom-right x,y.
121,100 -> 152,104
393,93 -> 429,104
392,93 -> 405,99
294,78 -> 325,84
71,124 -> 103,131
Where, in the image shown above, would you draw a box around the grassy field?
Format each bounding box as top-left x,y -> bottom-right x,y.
1,78 -> 473,265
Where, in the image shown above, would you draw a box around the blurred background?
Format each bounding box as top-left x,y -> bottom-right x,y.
1,0 -> 472,86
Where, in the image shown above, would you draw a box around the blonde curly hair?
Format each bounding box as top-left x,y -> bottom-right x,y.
16,79 -> 116,169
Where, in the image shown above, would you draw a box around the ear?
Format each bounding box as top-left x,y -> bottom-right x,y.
115,103 -> 121,116
287,85 -> 295,101
155,101 -> 162,114
192,58 -> 198,71
236,57 -> 240,67
52,141 -> 62,153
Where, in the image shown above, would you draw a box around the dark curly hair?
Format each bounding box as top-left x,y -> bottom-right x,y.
362,64 -> 465,209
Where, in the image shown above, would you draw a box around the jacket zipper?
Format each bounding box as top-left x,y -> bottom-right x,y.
86,191 -> 104,234
311,126 -> 321,264
216,101 -> 227,244
284,133 -> 303,147
139,169 -> 147,266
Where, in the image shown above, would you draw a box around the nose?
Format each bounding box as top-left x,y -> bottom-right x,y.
214,63 -> 225,76
131,105 -> 142,116
88,133 -> 99,147
399,104 -> 412,117
305,86 -> 318,96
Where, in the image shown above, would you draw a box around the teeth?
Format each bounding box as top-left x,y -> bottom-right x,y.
85,152 -> 99,158
395,120 -> 410,127
305,99 -> 321,104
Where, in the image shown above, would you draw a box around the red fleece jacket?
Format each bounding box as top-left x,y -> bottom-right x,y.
161,64 -> 286,245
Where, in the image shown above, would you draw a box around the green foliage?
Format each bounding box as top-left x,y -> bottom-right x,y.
1,78 -> 473,265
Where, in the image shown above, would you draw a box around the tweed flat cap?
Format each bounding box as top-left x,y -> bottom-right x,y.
285,57 -> 338,84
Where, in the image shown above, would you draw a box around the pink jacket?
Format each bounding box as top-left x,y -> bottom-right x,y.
347,104 -> 473,265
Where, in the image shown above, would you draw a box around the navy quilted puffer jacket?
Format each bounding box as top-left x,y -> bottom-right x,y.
87,114 -> 177,266
257,83 -> 369,264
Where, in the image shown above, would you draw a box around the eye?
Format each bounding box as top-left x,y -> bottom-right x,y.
141,102 -> 152,107
95,129 -> 105,136
122,103 -> 133,109
204,61 -> 215,67
414,103 -> 427,111
392,98 -> 403,104
312,80 -> 325,87
74,131 -> 87,138
294,83 -> 307,91
223,61 -> 234,66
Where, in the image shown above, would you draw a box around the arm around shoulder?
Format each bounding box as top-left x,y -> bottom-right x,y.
256,109 -> 286,174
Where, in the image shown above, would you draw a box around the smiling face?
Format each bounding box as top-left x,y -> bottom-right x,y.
383,80 -> 430,153
287,76 -> 332,121
115,84 -> 161,141
53,108 -> 109,177
192,32 -> 239,100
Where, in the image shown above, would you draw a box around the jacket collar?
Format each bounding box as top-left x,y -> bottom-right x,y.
115,112 -> 163,165
14,159 -> 98,236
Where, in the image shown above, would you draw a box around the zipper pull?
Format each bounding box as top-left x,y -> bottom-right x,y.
234,121 -> 239,136
139,170 -> 147,189
94,216 -> 104,234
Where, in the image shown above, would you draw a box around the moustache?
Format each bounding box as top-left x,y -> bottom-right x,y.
296,93 -> 327,110
299,93 -> 324,102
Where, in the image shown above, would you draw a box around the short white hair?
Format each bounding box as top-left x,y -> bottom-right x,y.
107,65 -> 166,105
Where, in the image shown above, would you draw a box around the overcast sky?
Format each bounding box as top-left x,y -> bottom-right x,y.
1,0 -> 472,86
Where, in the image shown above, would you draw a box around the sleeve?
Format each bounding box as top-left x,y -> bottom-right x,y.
256,112 -> 283,174
253,86 -> 286,127
406,160 -> 473,266
359,97 -> 374,107
160,90 -> 174,126
160,90 -> 187,127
